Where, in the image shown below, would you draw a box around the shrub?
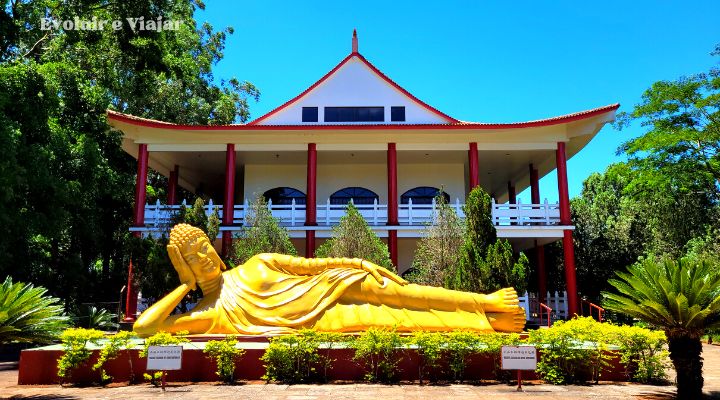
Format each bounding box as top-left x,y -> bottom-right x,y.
231,195 -> 297,266
57,328 -> 105,380
352,327 -> 404,382
445,331 -> 479,382
607,325 -> 668,383
72,305 -> 118,330
92,331 -> 137,384
261,329 -> 345,383
406,193 -> 464,287
528,317 -> 614,384
204,336 -> 245,383
0,276 -> 70,344
408,331 -> 444,383
476,332 -> 521,382
316,203 -> 395,271
140,330 -> 189,358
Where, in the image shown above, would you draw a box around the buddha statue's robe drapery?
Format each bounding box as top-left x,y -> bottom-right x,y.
203,254 -> 494,334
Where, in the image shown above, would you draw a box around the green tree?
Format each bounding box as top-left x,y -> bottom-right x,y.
406,194 -> 464,286
571,163 -> 650,299
452,187 -> 528,293
603,259 -> 720,399
316,203 -> 394,271
0,0 -> 257,307
230,195 -> 297,266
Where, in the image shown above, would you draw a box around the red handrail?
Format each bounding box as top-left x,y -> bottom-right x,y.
539,303 -> 552,328
581,299 -> 605,322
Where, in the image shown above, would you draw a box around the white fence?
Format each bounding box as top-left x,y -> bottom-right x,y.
518,291 -> 569,322
140,197 -> 560,232
491,199 -> 561,226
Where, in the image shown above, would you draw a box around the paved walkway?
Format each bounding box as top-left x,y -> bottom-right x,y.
1,344 -> 719,399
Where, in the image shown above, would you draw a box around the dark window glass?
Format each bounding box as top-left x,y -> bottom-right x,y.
391,106 -> 406,122
400,187 -> 450,205
263,187 -> 307,205
329,187 -> 379,205
302,107 -> 318,122
324,107 -> 384,122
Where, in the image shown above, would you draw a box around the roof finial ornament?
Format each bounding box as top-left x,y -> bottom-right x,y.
352,29 -> 358,53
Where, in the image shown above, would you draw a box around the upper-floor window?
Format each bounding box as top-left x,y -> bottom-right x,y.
302,107 -> 318,122
263,187 -> 307,205
391,106 -> 405,122
325,107 -> 384,122
330,187 -> 379,205
400,187 -> 450,205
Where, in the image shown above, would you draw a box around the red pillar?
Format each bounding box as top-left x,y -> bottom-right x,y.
305,143 -> 317,257
221,144 -> 236,257
529,164 -> 540,204
126,143 -> 148,322
167,165 -> 179,206
529,163 -> 546,303
507,181 -> 516,204
556,142 -> 578,316
468,142 -> 479,190
387,143 -> 398,267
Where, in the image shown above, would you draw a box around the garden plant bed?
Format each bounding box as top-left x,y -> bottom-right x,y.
18,336 -> 629,385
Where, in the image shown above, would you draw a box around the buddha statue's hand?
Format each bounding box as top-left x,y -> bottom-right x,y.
167,244 -> 197,291
359,260 -> 409,286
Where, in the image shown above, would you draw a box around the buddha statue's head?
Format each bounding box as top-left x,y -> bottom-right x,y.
169,224 -> 226,284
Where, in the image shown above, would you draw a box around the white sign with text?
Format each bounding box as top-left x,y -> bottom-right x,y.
500,345 -> 537,370
146,345 -> 183,370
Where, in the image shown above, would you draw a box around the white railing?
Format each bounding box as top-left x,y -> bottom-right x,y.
518,291 -> 569,322
490,198 -> 561,226
141,197 -> 559,231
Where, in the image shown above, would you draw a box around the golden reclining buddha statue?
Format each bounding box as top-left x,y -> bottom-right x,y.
134,224 -> 526,336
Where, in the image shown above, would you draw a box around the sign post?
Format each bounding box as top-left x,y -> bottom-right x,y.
500,345 -> 537,392
146,345 -> 183,391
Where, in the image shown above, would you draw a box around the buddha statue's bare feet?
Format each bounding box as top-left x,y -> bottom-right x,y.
481,288 -> 519,313
486,308 -> 526,333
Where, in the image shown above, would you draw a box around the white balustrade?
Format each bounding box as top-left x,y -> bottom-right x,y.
490,198 -> 561,226
142,198 -> 561,231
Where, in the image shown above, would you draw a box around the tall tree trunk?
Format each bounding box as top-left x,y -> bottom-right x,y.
668,335 -> 703,399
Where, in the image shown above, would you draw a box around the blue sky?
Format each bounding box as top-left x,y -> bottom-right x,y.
197,1 -> 719,201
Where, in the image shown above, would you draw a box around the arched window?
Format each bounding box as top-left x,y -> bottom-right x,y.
263,187 -> 306,205
330,187 -> 379,205
400,187 -> 450,205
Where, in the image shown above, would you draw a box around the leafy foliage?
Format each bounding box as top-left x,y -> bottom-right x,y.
204,336 -> 245,383
230,195 -> 296,266
0,276 -> 69,344
603,258 -> 720,398
405,194 -> 464,286
57,328 -> 105,380
408,331 -> 444,383
0,0 -> 257,309
140,330 -> 189,358
316,203 -> 394,271
92,331 -> 137,384
352,327 -> 404,382
71,305 -> 118,331
175,198 -> 220,242
261,329 -> 345,383
444,187 -> 528,293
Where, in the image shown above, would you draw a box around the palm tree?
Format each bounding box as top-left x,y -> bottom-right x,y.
0,277 -> 70,344
603,258 -> 720,399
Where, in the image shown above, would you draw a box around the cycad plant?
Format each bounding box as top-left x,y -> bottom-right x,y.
603,259 -> 720,399
0,277 -> 70,344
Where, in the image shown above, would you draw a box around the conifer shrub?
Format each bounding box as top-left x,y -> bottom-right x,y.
316,203 -> 394,271
231,195 -> 296,266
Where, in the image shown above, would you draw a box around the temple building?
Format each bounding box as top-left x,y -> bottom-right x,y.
108,31 -> 618,320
